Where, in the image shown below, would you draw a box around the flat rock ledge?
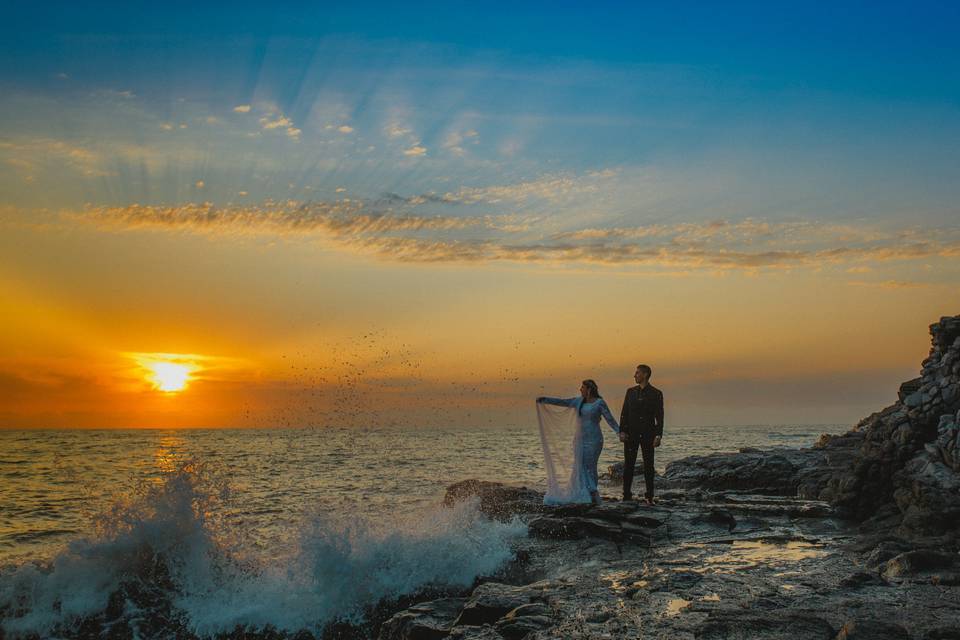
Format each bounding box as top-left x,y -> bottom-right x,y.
384,478 -> 960,640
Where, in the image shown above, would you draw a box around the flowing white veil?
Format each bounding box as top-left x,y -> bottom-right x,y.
536,401 -> 590,504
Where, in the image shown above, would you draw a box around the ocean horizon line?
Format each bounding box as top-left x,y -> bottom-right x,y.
0,422 -> 848,431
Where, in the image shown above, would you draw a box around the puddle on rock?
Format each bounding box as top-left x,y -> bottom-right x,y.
665,598 -> 692,616
682,540 -> 827,573
601,569 -> 636,592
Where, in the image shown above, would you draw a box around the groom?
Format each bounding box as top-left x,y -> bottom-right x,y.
618,364 -> 664,504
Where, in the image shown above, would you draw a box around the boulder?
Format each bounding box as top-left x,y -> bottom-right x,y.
453,583 -> 539,627
881,550 -> 960,583
494,604 -> 555,639
838,571 -> 888,588
443,480 -> 544,520
834,619 -> 909,640
899,377 -> 923,402
378,598 -> 467,640
601,461 -> 665,484
893,451 -> 960,538
446,626 -> 504,640
663,448 -> 820,496
862,541 -> 911,569
694,612 -> 834,639
692,509 -> 737,532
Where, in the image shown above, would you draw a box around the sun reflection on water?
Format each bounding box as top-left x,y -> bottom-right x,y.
154,434 -> 185,474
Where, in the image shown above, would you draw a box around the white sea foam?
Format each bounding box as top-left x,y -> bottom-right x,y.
0,464 -> 524,637
175,497 -> 525,635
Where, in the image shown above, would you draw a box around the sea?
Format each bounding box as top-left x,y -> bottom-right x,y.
0,423 -> 837,637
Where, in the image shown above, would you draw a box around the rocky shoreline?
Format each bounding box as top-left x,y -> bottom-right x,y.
379,315 -> 960,640
3,316 -> 958,640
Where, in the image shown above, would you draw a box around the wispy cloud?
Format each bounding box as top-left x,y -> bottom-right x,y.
67,198 -> 960,272
233,105 -> 251,113
260,115 -> 292,130
444,169 -> 618,204
344,236 -> 960,269
73,201 -> 517,238
443,129 -> 479,156
385,123 -> 412,138
382,118 -> 427,157
0,138 -> 114,177
847,279 -> 932,290
259,112 -> 301,140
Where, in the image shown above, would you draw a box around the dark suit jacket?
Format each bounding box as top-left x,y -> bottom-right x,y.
619,384 -> 664,441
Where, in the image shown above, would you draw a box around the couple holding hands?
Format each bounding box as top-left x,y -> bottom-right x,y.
536,364 -> 663,506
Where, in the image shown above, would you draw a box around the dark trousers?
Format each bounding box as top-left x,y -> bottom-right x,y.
623,436 -> 656,499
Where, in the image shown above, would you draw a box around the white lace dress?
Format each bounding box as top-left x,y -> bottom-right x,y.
538,397 -> 620,504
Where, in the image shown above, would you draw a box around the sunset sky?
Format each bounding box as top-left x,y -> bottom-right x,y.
2,2 -> 959,428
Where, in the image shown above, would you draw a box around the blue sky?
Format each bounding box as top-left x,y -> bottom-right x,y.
2,2 -> 959,427
2,2 -> 959,218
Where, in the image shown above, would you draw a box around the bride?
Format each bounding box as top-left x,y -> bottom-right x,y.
536,379 -> 621,505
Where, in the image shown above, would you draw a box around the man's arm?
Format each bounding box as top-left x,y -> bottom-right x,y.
655,390 -> 664,438
619,390 -> 631,442
619,390 -> 630,426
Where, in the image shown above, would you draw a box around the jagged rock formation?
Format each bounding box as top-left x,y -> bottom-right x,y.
821,315 -> 960,539
659,314 -> 960,542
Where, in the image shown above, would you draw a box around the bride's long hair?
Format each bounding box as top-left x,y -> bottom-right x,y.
582,379 -> 601,399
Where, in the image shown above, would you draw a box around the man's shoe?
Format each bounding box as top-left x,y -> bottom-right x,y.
644,496 -> 656,505
622,494 -> 634,502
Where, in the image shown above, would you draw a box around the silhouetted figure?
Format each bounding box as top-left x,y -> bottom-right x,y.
618,364 -> 664,504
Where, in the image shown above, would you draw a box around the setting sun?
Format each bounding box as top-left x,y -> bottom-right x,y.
147,361 -> 191,392
128,353 -> 200,394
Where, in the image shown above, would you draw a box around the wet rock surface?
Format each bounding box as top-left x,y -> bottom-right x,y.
693,612 -> 835,639
442,480 -> 544,521
396,480 -> 959,640
378,598 -> 467,640
834,619 -> 911,640
381,316 -> 960,640
661,447 -> 828,496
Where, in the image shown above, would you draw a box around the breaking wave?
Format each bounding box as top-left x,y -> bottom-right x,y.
0,464 -> 524,638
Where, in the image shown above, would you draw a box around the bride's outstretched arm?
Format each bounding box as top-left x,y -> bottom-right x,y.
599,399 -> 621,433
537,396 -> 577,407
